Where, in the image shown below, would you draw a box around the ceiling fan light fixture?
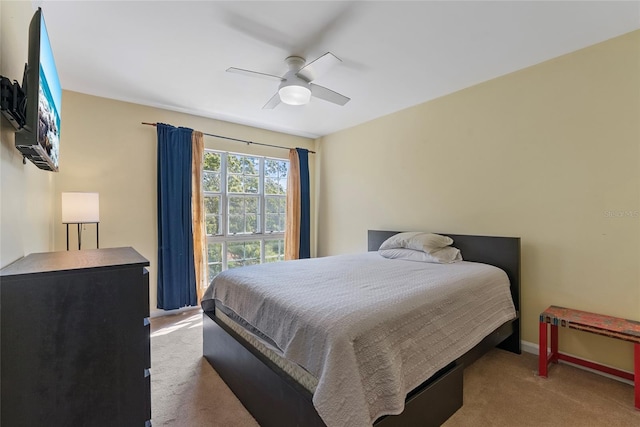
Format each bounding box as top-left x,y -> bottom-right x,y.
278,84 -> 311,106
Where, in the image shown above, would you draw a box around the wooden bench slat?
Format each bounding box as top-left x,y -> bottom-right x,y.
540,305 -> 640,344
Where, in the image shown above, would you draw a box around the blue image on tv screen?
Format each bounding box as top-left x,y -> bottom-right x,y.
37,14 -> 61,169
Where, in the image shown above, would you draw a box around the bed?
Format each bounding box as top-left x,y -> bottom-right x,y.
202,230 -> 521,427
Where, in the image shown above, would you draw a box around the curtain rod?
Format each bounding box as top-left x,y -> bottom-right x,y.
141,122 -> 316,154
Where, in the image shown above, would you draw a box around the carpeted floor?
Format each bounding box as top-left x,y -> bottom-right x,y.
150,310 -> 640,426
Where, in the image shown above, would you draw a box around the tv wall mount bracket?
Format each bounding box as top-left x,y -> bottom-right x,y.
0,64 -> 28,131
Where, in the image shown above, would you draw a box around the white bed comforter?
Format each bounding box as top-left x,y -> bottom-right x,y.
203,252 -> 516,427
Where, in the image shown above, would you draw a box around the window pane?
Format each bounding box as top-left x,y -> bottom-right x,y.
279,178 -> 287,194
268,214 -> 285,233
228,174 -> 243,193
227,196 -> 260,234
246,197 -> 260,233
266,214 -> 279,232
208,242 -> 222,263
265,239 -> 285,262
228,196 -> 243,215
205,196 -> 220,215
244,176 -> 259,194
227,154 -> 260,194
207,242 -> 223,280
265,197 -> 286,232
264,159 -> 288,194
204,152 -> 221,172
227,241 -> 261,269
205,196 -> 221,236
227,242 -> 244,263
228,154 -> 243,174
246,214 -> 258,233
266,178 -> 286,194
266,197 -> 279,214
265,160 -> 277,177
228,215 -> 243,234
227,260 -> 243,269
245,196 -> 258,213
229,196 -> 244,234
203,171 -> 220,192
265,177 -> 278,195
206,215 -> 221,235
265,159 -> 288,178
245,241 -> 261,262
208,263 -> 223,280
243,157 -> 259,175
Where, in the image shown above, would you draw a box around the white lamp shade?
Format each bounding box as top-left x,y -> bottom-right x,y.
278,85 -> 311,105
61,192 -> 100,223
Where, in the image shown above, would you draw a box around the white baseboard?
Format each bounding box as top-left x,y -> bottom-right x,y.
150,305 -> 201,318
520,340 -> 634,386
521,340 -> 539,356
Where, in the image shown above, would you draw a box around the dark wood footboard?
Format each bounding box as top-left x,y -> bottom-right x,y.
203,311 -> 325,427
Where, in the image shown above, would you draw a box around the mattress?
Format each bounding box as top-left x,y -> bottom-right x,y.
202,252 -> 516,427
215,304 -> 319,393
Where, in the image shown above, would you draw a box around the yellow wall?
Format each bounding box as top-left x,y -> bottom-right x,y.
316,31 -> 640,371
55,91 -> 315,313
0,1 -> 55,268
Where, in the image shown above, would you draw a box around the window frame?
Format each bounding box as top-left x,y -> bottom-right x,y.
203,149 -> 288,278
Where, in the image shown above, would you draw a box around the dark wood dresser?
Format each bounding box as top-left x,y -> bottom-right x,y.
0,247 -> 151,426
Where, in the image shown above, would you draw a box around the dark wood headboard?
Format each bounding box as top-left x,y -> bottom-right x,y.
367,230 -> 521,315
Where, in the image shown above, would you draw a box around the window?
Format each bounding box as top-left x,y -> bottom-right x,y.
203,150 -> 289,283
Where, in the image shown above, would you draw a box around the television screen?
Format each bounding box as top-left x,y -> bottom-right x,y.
15,8 -> 61,172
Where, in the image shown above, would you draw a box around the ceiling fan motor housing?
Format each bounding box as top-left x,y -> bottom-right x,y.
278,56 -> 312,105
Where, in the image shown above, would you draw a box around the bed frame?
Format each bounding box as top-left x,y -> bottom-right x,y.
202,230 -> 521,427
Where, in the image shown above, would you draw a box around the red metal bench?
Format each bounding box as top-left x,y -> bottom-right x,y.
538,305 -> 640,410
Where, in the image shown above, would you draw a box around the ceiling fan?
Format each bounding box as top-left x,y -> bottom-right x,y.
226,52 -> 350,109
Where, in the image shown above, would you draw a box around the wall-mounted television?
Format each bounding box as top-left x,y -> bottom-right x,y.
13,7 -> 62,172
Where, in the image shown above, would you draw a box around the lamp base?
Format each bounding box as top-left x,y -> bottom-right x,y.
65,222 -> 99,251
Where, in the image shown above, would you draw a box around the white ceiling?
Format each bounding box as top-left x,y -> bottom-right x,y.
35,1 -> 640,139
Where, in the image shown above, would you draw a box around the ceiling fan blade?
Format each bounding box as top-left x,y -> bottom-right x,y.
262,92 -> 281,110
310,83 -> 350,106
223,11 -> 294,52
226,67 -> 284,82
297,52 -> 341,82
293,2 -> 358,57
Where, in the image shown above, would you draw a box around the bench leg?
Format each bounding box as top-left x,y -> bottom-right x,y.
550,324 -> 559,364
539,321 -> 548,377
635,343 -> 639,410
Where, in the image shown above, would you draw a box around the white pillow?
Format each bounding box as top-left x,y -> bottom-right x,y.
378,232 -> 454,254
379,247 -> 462,264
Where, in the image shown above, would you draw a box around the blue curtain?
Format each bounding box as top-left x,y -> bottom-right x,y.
297,148 -> 311,259
157,123 -> 197,310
